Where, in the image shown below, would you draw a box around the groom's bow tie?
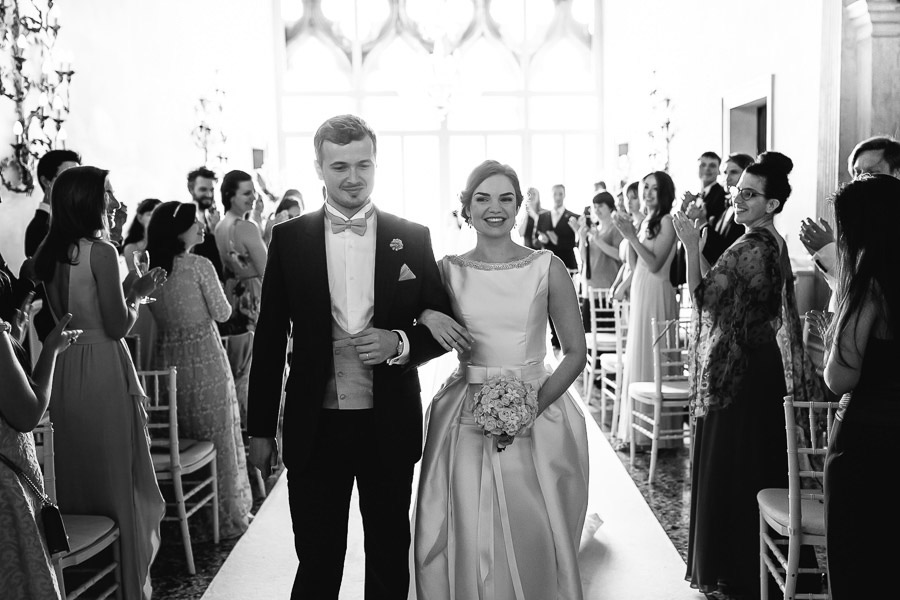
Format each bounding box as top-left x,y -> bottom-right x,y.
327,207 -> 374,236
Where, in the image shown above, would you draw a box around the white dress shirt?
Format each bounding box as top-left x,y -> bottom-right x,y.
323,202 -> 410,361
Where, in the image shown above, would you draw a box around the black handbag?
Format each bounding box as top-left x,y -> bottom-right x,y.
0,451 -> 70,556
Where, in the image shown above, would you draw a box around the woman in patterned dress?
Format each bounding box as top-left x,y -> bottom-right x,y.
147,201 -> 252,538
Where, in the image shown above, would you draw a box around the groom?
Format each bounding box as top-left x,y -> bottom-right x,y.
247,114 -> 452,599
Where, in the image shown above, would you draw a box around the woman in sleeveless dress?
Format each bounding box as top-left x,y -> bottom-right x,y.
415,160 -> 589,600
0,271 -> 81,600
146,201 -> 252,538
32,166 -> 166,599
612,171 -> 679,447
822,174 -> 900,599
121,198 -> 162,370
214,170 -> 268,425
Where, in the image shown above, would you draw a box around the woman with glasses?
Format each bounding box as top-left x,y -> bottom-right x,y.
674,152 -> 821,598
146,201 -> 252,539
32,166 -> 166,599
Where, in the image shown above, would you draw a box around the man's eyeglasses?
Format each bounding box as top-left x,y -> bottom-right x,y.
734,187 -> 767,201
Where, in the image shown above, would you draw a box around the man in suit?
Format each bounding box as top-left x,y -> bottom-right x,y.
24,149 -> 81,258
671,151 -> 727,285
536,183 -> 578,269
247,114 -> 454,599
186,167 -> 225,280
704,152 -> 754,264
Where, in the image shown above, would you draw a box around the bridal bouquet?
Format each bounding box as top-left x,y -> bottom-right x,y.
473,375 -> 539,451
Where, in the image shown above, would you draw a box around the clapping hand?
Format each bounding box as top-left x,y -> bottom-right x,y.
805,310 -> 834,346
681,191 -> 698,212
799,218 -> 834,255
9,291 -> 35,345
43,313 -> 82,354
613,212 -> 636,239
672,211 -> 708,251
130,267 -> 167,300
207,206 -> 221,230
418,309 -> 472,355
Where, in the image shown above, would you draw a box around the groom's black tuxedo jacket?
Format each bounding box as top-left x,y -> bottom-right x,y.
247,207 -> 451,471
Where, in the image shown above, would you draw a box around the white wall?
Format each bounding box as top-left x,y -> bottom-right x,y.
0,0 -> 281,274
602,0 -> 826,258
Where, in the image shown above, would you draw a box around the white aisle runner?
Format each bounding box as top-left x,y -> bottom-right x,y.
201,352 -> 703,600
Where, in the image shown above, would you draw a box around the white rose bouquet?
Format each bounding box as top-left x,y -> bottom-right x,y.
473,375 -> 539,451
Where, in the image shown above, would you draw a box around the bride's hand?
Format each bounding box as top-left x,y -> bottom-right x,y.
418,309 -> 472,354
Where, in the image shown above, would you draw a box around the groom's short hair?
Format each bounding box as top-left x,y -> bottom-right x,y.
314,115 -> 377,165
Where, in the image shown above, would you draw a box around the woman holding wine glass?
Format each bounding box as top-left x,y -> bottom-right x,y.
32,166 -> 166,599
121,199 -> 162,370
145,201 -> 252,537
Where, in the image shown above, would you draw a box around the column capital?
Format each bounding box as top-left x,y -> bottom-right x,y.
847,0 -> 900,39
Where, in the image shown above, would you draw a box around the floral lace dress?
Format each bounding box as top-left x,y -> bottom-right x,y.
0,413 -> 61,600
149,253 -> 252,538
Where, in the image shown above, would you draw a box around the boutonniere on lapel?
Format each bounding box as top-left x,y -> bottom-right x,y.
389,238 -> 403,252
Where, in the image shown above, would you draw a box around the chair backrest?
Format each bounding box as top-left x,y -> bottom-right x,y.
783,395 -> 839,528
137,367 -> 179,470
649,317 -> 690,395
32,417 -> 56,503
612,299 -> 629,358
586,287 -> 615,337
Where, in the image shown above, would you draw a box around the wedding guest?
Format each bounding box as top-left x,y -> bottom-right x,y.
800,135 -> 900,306
703,152 -> 754,263
121,198 -> 162,369
122,198 -> 162,265
822,174 -> 900,600
676,152 -> 819,598
146,201 -> 252,538
187,167 -> 224,280
24,150 -> 82,259
33,166 -> 166,600
611,181 -> 643,301
613,171 -> 678,448
672,151 -> 726,286
415,160 -> 589,599
0,271 -> 82,600
537,184 -> 578,348
517,186 -> 548,249
263,191 -> 304,247
215,170 -> 268,334
578,191 -> 623,291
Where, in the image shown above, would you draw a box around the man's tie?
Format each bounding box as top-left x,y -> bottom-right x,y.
327,207 -> 374,236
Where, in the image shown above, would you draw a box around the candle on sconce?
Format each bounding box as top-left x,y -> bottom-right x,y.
56,127 -> 68,149
12,120 -> 24,144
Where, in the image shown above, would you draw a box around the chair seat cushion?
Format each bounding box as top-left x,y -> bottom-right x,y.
59,514 -> 117,558
585,332 -> 617,349
152,440 -> 216,472
757,488 -> 826,536
599,353 -> 619,369
629,380 -> 690,399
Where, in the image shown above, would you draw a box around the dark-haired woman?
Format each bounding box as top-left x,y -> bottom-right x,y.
146,201 -> 252,538
675,152 -> 819,598
612,171 -> 678,446
122,198 -> 161,369
33,166 -> 165,600
263,192 -> 303,247
823,174 -> 900,599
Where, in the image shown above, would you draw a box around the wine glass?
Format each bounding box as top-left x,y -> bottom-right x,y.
132,250 -> 156,304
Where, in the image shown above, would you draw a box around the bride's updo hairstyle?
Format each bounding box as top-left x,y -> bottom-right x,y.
744,151 -> 793,213
458,160 -> 524,225
146,200 -> 198,273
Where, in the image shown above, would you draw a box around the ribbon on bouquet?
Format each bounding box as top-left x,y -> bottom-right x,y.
476,432 -> 527,600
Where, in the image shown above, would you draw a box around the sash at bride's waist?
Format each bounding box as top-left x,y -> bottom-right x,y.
462,363 -> 548,385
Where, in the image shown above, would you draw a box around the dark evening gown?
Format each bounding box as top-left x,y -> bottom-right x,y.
825,337 -> 900,599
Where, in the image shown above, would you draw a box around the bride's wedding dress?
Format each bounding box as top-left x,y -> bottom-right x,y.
415,250 -> 589,600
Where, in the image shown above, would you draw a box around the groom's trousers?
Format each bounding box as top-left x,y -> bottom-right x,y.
287,408 -> 415,600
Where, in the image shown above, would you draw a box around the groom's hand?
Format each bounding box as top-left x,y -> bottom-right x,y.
249,437 -> 278,478
349,327 -> 400,365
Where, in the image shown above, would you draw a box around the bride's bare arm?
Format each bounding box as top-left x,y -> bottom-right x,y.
538,256 -> 587,415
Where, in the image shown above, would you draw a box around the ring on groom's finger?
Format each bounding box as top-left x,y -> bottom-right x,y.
364,352 -> 369,360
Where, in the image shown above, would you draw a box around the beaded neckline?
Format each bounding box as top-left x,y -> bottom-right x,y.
445,250 -> 547,271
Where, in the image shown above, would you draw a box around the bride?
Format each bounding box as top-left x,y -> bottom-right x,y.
415,160 -> 590,599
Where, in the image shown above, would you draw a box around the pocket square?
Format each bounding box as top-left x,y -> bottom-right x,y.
398,264 -> 416,281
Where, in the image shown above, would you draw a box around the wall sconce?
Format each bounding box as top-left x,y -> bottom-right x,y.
0,0 -> 72,195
